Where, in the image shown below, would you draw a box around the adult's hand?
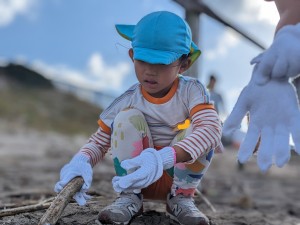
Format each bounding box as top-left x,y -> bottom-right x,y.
223,67 -> 300,172
251,23 -> 300,85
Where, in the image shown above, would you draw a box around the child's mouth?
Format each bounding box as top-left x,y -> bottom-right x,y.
145,80 -> 157,84
144,80 -> 158,89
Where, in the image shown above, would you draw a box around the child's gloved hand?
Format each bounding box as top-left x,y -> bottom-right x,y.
223,67 -> 300,172
251,23 -> 300,85
112,147 -> 175,193
54,153 -> 93,205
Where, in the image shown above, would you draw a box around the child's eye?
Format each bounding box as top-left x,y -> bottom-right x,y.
135,60 -> 146,64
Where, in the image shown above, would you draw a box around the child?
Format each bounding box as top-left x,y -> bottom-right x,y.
55,11 -> 222,225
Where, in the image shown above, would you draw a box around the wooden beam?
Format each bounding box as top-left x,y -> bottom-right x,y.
185,10 -> 201,78
173,0 -> 266,50
173,0 -> 205,13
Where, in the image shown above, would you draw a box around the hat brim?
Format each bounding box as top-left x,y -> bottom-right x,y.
134,47 -> 182,65
116,24 -> 201,68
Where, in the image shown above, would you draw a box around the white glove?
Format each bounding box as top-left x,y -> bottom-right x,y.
54,154 -> 93,205
251,23 -> 300,85
223,67 -> 300,172
112,147 -> 175,193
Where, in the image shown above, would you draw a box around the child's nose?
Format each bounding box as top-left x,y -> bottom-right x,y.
145,64 -> 160,74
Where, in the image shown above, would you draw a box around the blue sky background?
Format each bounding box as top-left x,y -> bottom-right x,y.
0,0 -> 279,119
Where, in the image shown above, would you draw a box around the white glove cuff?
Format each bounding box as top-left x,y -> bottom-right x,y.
67,153 -> 93,190
159,147 -> 176,170
70,153 -> 90,164
276,22 -> 300,38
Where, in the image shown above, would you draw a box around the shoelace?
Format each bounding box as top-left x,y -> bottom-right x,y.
111,194 -> 137,208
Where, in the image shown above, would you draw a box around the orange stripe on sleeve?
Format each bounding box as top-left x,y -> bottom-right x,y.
190,104 -> 215,117
97,119 -> 111,134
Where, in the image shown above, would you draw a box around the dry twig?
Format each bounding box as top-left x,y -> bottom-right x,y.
195,189 -> 217,213
38,176 -> 84,225
0,197 -> 54,217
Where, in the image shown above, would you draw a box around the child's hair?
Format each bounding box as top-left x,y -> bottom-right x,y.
179,54 -> 190,63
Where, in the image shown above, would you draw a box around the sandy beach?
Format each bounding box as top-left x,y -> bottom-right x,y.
0,121 -> 299,225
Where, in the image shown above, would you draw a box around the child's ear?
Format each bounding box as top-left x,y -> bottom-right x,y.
128,48 -> 134,62
179,57 -> 192,74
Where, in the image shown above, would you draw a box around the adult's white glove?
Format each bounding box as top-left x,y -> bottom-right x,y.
251,23 -> 300,85
112,147 -> 176,193
223,67 -> 300,172
54,153 -> 93,205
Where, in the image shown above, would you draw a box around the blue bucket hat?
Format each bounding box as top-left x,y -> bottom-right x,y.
116,11 -> 201,67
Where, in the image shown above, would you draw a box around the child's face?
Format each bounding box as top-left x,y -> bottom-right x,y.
129,49 -> 189,98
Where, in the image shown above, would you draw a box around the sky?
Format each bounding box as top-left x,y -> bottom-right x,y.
0,0 -> 279,118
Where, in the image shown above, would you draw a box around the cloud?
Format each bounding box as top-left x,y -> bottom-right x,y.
201,0 -> 278,61
0,0 -> 38,27
204,29 -> 240,60
31,52 -> 131,94
236,0 -> 279,26
87,53 -> 131,92
204,0 -> 279,26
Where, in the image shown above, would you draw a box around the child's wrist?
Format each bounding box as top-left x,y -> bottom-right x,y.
170,147 -> 177,164
71,153 -> 91,164
159,147 -> 176,169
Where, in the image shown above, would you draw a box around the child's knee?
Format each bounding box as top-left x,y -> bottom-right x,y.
111,108 -> 151,159
113,108 -> 149,136
114,108 -> 145,125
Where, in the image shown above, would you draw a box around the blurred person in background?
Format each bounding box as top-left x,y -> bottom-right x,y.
206,74 -> 226,117
206,74 -> 245,154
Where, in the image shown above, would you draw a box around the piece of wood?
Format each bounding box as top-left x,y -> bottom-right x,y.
195,189 -> 217,213
0,202 -> 52,217
0,197 -> 54,210
38,176 -> 84,225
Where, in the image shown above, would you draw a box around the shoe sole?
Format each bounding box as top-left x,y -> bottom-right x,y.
166,211 -> 210,225
98,207 -> 143,225
165,211 -> 182,225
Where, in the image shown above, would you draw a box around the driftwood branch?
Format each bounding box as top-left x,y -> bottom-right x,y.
0,197 -> 54,217
38,176 -> 84,225
195,189 -> 217,213
1,200 -> 47,210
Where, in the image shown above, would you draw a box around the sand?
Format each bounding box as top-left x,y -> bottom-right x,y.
0,124 -> 299,225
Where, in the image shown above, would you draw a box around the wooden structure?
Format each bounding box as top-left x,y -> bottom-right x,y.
173,0 -> 266,78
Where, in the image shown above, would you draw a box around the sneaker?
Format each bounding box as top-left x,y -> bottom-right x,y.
98,192 -> 143,225
166,193 -> 209,225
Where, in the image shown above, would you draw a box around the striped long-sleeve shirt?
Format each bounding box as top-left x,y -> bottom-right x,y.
79,75 -> 222,165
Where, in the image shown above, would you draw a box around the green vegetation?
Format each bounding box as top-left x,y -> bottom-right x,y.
0,63 -> 103,136
0,88 -> 102,135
